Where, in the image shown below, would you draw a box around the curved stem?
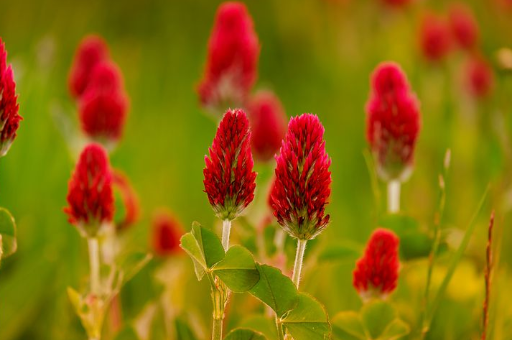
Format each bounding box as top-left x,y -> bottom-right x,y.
387,180 -> 401,214
88,237 -> 100,295
292,239 -> 307,289
222,219 -> 232,251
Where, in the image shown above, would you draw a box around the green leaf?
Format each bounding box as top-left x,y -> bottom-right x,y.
240,315 -> 279,340
119,252 -> 153,283
249,264 -> 298,317
378,319 -> 410,340
361,300 -> 396,339
114,326 -> 140,340
180,222 -> 225,280
317,241 -> 362,264
0,207 -> 17,259
331,311 -> 366,340
224,328 -> 267,340
175,317 -> 199,340
212,245 -> 260,292
281,293 -> 331,340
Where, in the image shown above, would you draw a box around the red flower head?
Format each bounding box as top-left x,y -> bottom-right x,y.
68,35 -> 110,98
204,109 -> 257,220
247,91 -> 287,162
366,62 -> 421,181
269,114 -> 332,240
78,61 -> 129,145
448,4 -> 479,51
112,169 -> 140,231
65,143 -> 114,237
465,56 -> 494,99
0,39 -> 22,157
152,211 -> 184,257
379,0 -> 411,9
353,228 -> 400,301
419,13 -> 452,62
197,2 -> 260,114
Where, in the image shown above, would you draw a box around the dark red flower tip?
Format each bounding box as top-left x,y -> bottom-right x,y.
197,2 -> 260,113
112,169 -> 140,231
465,56 -> 494,99
68,35 -> 110,99
204,109 -> 256,220
269,114 -> 332,240
366,62 -> 421,181
78,61 -> 129,144
353,228 -> 400,300
379,0 -> 411,8
419,12 -> 452,62
448,4 -> 479,51
152,210 -> 184,257
0,39 -> 22,157
65,143 -> 115,237
247,91 -> 287,162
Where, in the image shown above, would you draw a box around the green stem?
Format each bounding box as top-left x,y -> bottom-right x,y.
292,239 -> 307,289
222,219 -> 232,251
275,316 -> 284,340
209,273 -> 226,340
212,317 -> 223,340
87,237 -> 100,296
387,180 -> 400,214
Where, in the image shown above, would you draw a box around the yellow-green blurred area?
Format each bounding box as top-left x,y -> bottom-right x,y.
1,0 -> 512,339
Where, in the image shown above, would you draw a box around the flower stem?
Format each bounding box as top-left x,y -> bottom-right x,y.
212,317 -> 223,340
88,237 -> 100,295
222,219 -> 232,251
292,239 -> 307,289
275,316 -> 284,340
387,180 -> 401,214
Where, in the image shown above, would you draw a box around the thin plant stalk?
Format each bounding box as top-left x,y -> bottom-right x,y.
208,273 -> 227,340
292,239 -> 307,289
222,219 -> 232,251
387,180 -> 401,214
482,211 -> 495,340
88,237 -> 101,296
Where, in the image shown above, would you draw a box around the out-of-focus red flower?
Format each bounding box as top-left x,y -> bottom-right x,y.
0,39 -> 22,157
366,62 -> 421,181
68,35 -> 109,98
152,211 -> 184,256
465,56 -> 494,99
65,143 -> 114,237
269,114 -> 332,240
197,2 -> 260,114
78,61 -> 129,144
204,109 -> 256,220
379,0 -> 411,9
353,228 -> 400,300
112,169 -> 140,231
419,12 -> 452,62
448,4 -> 479,51
247,91 -> 287,162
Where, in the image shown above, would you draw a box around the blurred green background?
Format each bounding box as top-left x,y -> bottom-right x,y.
1,0 -> 512,339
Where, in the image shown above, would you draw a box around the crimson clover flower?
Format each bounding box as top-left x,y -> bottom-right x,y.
112,169 -> 139,231
247,90 -> 287,162
78,61 -> 129,145
419,12 -> 452,62
366,62 -> 421,181
464,55 -> 494,99
0,38 -> 22,157
353,228 -> 400,301
152,211 -> 184,257
68,35 -> 109,98
197,2 -> 260,114
379,0 -> 411,9
448,3 -> 479,51
203,109 -> 256,220
269,114 -> 332,240
65,143 -> 114,237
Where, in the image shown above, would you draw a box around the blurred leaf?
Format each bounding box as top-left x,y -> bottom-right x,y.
224,328 -> 267,340
119,252 -> 153,284
378,319 -> 410,340
114,326 -> 140,340
240,315 -> 279,340
331,311 -> 366,340
317,241 -> 362,264
281,293 -> 331,340
249,264 -> 298,317
212,245 -> 260,292
379,214 -> 432,260
361,300 -> 396,339
0,207 -> 17,259
175,317 -> 199,340
180,222 -> 225,281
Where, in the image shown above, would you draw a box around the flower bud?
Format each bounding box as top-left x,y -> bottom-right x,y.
269,114 -> 332,240
152,211 -> 184,257
204,109 -> 257,220
419,12 -> 451,62
448,3 -> 479,51
197,2 -> 260,114
247,91 -> 287,162
353,228 -> 400,301
112,170 -> 139,231
65,143 -> 114,237
464,55 -> 494,99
